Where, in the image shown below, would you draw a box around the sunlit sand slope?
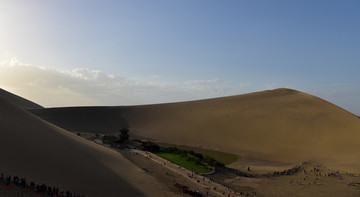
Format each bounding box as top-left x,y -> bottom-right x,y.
30,88 -> 360,172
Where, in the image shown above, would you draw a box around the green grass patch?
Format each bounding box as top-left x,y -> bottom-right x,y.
154,152 -> 212,173
156,143 -> 239,165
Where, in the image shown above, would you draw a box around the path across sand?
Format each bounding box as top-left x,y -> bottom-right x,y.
127,149 -> 244,197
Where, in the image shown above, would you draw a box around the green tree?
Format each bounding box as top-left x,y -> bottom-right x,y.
119,128 -> 129,142
95,133 -> 100,138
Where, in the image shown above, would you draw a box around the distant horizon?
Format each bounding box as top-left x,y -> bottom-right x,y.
0,0 -> 359,115
1,85 -> 359,117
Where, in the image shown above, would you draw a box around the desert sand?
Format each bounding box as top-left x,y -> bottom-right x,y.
30,88 -> 360,172
0,90 -> 179,197
82,137 -> 360,197
3,87 -> 360,196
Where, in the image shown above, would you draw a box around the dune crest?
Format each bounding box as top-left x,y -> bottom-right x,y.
30,88 -> 360,172
0,88 -> 43,109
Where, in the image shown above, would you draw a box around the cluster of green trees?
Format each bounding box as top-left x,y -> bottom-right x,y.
161,147 -> 225,167
102,128 -> 130,145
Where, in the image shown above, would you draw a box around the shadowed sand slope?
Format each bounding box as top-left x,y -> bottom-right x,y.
31,107 -> 128,133
30,89 -> 360,172
0,88 -> 43,109
0,96 -> 173,197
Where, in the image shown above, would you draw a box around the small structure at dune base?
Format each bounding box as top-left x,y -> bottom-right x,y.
174,183 -> 189,192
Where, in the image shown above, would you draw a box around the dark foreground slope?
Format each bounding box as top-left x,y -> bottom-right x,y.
0,88 -> 43,109
0,96 -> 174,197
30,89 -> 360,172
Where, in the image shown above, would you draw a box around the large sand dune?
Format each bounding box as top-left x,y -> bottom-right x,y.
30,88 -> 360,172
0,92 -> 175,197
0,88 -> 43,109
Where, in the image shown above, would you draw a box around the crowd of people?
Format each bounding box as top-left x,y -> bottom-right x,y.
0,172 -> 85,197
223,163 -> 303,178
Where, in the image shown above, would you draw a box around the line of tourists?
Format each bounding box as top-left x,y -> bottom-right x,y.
0,172 -> 85,197
224,163 -> 302,178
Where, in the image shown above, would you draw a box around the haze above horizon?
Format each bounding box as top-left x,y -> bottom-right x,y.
0,0 -> 359,115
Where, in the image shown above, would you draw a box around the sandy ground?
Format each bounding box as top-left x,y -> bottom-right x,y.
4,145 -> 360,197
30,88 -> 360,172
209,161 -> 360,197
0,94 -> 177,197
3,87 -> 360,196
227,156 -> 297,174
116,148 -> 360,197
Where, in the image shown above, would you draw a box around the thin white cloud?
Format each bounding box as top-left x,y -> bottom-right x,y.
0,58 -> 252,107
0,58 -> 359,115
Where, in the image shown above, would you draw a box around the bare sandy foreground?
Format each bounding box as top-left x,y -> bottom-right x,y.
0,95 -> 177,197
111,146 -> 360,197
90,144 -> 360,197
31,88 -> 360,172
2,87 -> 360,196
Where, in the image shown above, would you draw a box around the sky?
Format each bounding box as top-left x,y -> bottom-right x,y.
0,0 -> 359,115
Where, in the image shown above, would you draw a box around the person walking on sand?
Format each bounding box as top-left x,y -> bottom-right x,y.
0,173 -> 4,183
5,178 -> 10,187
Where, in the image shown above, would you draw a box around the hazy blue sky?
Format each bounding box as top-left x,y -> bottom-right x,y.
0,0 -> 359,115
